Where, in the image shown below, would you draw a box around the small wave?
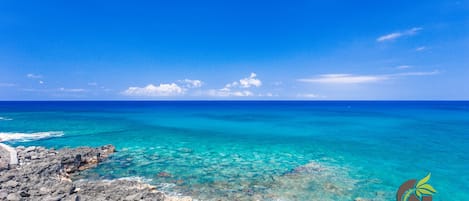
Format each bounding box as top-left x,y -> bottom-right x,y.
0,131 -> 64,142
79,176 -> 153,184
117,176 -> 153,183
0,117 -> 13,121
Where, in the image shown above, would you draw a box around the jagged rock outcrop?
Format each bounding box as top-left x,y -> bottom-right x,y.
0,144 -> 191,201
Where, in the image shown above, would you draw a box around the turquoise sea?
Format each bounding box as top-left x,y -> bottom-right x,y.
1,101 -> 468,200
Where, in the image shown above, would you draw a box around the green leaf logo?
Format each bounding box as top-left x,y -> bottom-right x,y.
415,173 -> 437,200
401,173 -> 437,201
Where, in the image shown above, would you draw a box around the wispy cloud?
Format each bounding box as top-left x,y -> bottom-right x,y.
88,82 -> 113,92
0,83 -> 16,87
26,73 -> 45,85
416,46 -> 426,51
123,83 -> 184,97
272,81 -> 283,86
21,87 -> 86,93
396,65 -> 412,70
207,89 -> 254,97
26,73 -> 43,79
377,27 -> 422,42
394,71 -> 439,76
59,88 -> 86,92
259,92 -> 275,97
298,74 -> 386,84
208,73 -> 262,97
297,93 -> 325,98
298,70 -> 439,84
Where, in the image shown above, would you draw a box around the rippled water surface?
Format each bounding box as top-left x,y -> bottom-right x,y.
1,101 -> 468,200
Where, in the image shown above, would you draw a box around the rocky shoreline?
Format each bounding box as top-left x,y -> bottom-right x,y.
0,144 -> 192,201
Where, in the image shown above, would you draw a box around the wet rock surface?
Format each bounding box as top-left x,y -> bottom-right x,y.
0,145 -> 192,201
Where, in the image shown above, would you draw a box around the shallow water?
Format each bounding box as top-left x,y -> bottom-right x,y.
1,101 -> 468,200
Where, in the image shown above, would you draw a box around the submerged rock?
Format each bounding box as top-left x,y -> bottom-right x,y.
0,144 -> 192,201
157,171 -> 172,178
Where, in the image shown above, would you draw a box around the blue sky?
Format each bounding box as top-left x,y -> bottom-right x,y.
0,0 -> 468,100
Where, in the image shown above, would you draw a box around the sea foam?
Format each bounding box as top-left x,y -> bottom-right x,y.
0,131 -> 64,142
0,117 -> 13,121
117,176 -> 153,183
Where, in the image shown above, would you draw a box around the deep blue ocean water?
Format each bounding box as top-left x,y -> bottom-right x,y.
1,101 -> 468,200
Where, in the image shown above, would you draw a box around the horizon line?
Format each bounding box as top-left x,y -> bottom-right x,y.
0,100 -> 468,102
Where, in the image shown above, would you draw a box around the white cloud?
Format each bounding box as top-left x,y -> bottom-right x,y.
26,73 -> 43,79
59,88 -> 86,92
207,72 -> 262,97
298,70 -> 439,84
396,65 -> 412,70
416,46 -> 426,51
88,82 -> 98,86
39,80 -> 44,84
122,78 -> 203,97
123,83 -> 184,97
239,73 -> 262,88
377,27 -> 422,42
179,79 -> 203,88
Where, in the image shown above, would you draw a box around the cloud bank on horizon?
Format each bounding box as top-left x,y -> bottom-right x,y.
0,1 -> 468,100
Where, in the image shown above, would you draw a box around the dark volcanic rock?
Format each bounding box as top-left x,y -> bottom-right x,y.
0,145 -> 191,201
